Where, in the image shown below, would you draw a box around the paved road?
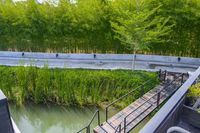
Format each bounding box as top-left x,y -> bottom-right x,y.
0,56 -> 198,73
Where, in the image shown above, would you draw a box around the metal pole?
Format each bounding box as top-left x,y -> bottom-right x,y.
119,124 -> 121,133
106,108 -> 108,122
157,92 -> 160,106
164,70 -> 167,82
158,69 -> 161,80
181,74 -> 184,84
124,118 -> 126,133
141,85 -> 144,96
87,126 -> 90,133
98,111 -> 100,125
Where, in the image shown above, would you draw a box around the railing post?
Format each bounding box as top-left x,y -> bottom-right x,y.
140,85 -> 144,96
87,126 -> 90,133
98,111 -> 100,125
164,70 -> 167,82
181,74 -> 184,85
124,118 -> 126,133
157,92 -> 160,106
158,69 -> 161,81
119,124 -> 121,133
106,108 -> 108,122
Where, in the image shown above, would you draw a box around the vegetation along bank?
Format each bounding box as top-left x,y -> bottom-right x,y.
0,66 -> 158,107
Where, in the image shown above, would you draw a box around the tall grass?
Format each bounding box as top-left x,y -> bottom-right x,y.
0,66 -> 158,107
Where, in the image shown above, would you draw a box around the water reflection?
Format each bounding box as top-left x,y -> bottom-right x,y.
9,104 -> 149,133
10,104 -> 106,133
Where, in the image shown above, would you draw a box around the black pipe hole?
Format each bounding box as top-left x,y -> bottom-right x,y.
178,57 -> 181,62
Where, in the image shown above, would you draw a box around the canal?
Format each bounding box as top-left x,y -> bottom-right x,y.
9,104 -> 150,133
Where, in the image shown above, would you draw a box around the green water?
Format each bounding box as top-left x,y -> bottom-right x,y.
9,104 -> 150,133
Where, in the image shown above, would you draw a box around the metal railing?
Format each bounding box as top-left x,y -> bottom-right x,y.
123,101 -> 153,133
140,67 -> 200,133
107,72 -> 183,133
122,73 -> 185,133
114,123 -> 122,133
77,70 -> 168,133
105,70 -> 166,122
77,110 -> 100,133
159,70 -> 167,82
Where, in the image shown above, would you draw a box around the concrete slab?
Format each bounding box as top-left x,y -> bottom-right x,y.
0,51 -> 198,73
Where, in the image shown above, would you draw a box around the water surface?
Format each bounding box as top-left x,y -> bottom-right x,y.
9,104 -> 150,133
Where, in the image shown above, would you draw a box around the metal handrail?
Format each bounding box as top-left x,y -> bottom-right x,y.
77,70 -> 167,133
140,67 -> 200,133
77,110 -> 100,133
77,127 -> 87,133
105,74 -> 160,121
114,123 -> 122,133
124,104 -> 153,133
123,73 -> 184,132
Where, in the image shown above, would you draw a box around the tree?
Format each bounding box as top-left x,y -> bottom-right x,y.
110,0 -> 174,69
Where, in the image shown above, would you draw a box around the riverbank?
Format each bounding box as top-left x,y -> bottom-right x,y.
1,66 -> 158,107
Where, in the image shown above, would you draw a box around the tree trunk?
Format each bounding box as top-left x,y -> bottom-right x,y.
132,51 -> 136,71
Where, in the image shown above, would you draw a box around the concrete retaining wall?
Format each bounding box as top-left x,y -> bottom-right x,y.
0,51 -> 199,65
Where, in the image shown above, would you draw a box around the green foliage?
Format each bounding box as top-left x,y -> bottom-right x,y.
0,66 -> 158,107
187,82 -> 200,97
187,82 -> 200,112
148,0 -> 200,57
110,0 -> 174,52
0,0 -> 199,56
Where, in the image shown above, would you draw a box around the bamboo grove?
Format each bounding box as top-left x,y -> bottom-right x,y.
0,66 -> 158,107
0,0 -> 200,57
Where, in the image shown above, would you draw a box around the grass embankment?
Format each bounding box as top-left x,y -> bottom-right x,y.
0,66 -> 158,107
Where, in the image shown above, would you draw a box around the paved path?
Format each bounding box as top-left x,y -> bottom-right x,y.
0,53 -> 198,73
94,73 -> 183,133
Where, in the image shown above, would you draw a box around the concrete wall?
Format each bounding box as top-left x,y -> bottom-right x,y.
0,51 -> 200,65
0,90 -> 21,133
154,97 -> 185,133
0,90 -> 14,133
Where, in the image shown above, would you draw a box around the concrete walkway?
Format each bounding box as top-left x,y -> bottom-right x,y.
0,51 -> 199,73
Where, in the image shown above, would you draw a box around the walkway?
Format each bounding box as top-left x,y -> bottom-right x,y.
93,73 -> 185,133
0,51 -> 198,73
